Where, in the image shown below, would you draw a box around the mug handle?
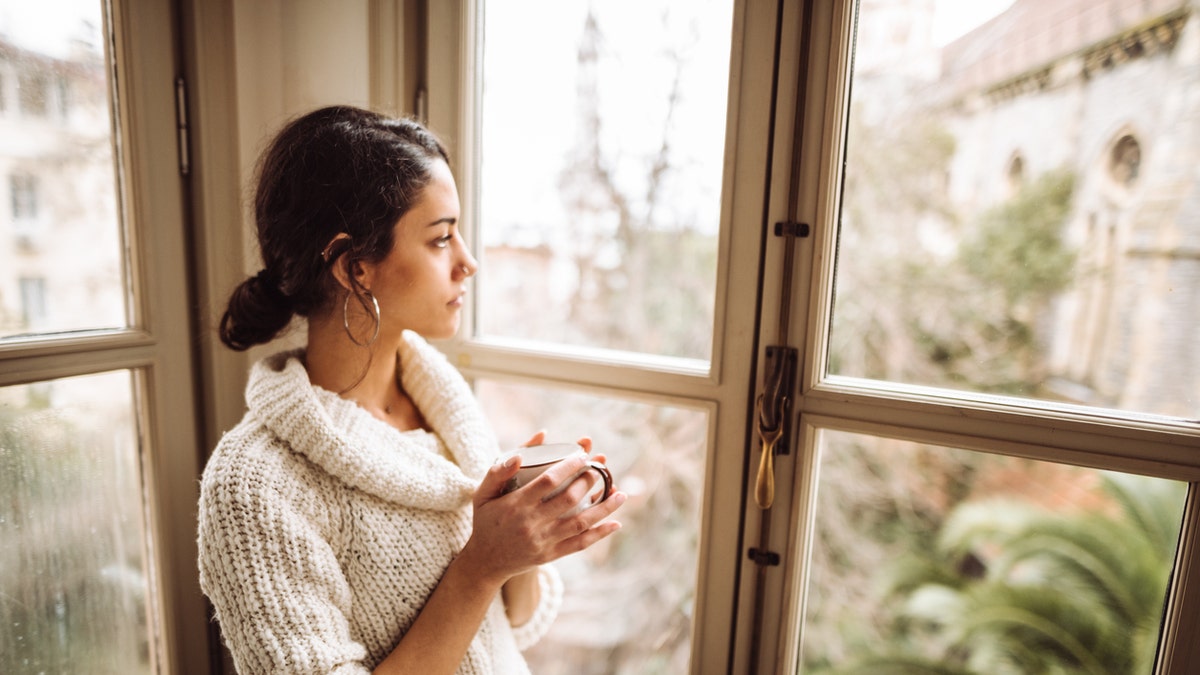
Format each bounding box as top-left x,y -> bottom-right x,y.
583,461 -> 614,507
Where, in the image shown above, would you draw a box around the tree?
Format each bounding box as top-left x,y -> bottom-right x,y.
520,8 -> 718,671
829,99 -> 959,382
832,472 -> 1184,674
912,169 -> 1078,394
555,7 -> 717,360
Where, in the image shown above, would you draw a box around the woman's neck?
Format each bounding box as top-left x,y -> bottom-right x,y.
305,317 -> 428,431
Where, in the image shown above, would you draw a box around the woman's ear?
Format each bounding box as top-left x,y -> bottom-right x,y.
331,254 -> 374,293
329,253 -> 355,292
323,232 -> 362,293
351,257 -> 374,291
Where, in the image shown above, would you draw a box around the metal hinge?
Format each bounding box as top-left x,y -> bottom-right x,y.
175,77 -> 190,176
414,86 -> 428,124
774,220 -> 810,237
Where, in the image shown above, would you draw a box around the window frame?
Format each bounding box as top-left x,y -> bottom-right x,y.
403,0 -> 1200,672
759,1 -> 1200,673
423,0 -> 787,671
0,0 -> 212,671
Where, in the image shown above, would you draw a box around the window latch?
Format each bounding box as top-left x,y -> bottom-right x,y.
747,547 -> 781,567
754,345 -> 797,509
774,220 -> 810,237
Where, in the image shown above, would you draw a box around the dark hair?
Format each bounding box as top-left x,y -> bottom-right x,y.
219,106 -> 450,351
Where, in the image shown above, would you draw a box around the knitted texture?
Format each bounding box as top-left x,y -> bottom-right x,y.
198,331 -> 562,674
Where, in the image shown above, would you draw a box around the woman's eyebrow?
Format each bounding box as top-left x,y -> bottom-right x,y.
426,217 -> 457,228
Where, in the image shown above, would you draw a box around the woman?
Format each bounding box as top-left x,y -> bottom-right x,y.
197,105 -> 625,675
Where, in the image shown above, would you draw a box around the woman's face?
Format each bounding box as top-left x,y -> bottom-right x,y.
359,159 -> 477,342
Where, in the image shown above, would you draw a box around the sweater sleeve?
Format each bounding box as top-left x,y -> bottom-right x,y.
508,564 -> 563,650
198,444 -> 371,675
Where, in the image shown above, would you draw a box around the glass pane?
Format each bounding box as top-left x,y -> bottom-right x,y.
1,370 -> 154,674
829,0 -> 1200,420
475,379 -> 708,673
0,1 -> 127,339
476,0 -> 732,361
798,429 -> 1186,674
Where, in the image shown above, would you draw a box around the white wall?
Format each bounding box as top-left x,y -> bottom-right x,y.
233,0 -> 372,221
231,0 -> 374,359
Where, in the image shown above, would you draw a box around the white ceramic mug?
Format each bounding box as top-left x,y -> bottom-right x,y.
500,442 -> 614,514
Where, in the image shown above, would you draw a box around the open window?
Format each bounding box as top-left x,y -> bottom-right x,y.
775,1 -> 1200,673
0,1 -> 209,672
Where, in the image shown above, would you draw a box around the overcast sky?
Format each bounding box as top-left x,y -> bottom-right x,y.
0,0 -> 100,57
934,0 -> 1014,45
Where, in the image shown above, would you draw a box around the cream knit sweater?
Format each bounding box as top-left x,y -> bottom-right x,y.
198,331 -> 561,674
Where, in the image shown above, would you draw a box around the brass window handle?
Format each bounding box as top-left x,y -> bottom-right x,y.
755,394 -> 785,509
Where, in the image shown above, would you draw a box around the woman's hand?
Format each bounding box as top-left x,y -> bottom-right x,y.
374,434 -> 624,673
518,431 -> 616,499
456,435 -> 625,588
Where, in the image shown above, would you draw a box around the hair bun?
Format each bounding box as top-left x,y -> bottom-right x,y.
218,268 -> 293,351
249,268 -> 287,300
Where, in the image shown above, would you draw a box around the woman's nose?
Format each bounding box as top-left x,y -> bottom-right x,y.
458,250 -> 478,278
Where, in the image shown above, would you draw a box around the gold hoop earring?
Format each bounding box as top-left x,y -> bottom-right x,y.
343,290 -> 381,347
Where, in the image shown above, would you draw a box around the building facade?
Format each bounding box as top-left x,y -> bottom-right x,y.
937,0 -> 1200,417
0,32 -> 120,339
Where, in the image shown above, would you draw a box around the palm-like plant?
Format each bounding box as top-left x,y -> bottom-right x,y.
839,472 -> 1185,674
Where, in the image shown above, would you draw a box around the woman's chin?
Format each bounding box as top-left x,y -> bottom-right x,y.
422,321 -> 461,342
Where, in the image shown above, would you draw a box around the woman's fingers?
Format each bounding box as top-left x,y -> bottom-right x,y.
521,430 -> 547,448
475,452 -> 522,506
551,492 -> 626,554
539,464 -> 609,514
468,441 -> 624,573
512,447 -> 614,513
522,451 -> 590,497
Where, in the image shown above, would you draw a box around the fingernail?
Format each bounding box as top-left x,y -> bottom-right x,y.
503,454 -> 520,469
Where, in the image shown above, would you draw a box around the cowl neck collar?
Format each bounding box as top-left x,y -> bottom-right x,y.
245,331 -> 498,511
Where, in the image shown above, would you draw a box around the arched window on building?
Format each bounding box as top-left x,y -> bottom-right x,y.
1005,151 -> 1025,198
1109,134 -> 1141,188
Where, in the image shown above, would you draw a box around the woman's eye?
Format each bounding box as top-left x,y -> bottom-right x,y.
434,234 -> 452,248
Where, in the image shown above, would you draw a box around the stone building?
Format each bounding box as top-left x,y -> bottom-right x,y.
936,0 -> 1200,418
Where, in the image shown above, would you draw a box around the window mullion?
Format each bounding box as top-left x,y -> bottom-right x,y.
801,386 -> 1200,478
1157,484 -> 1200,674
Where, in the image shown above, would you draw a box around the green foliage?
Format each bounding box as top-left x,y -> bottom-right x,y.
959,169 -> 1078,306
897,169 -> 1080,395
832,105 -> 1080,395
822,653 -> 977,675
831,473 -> 1184,675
